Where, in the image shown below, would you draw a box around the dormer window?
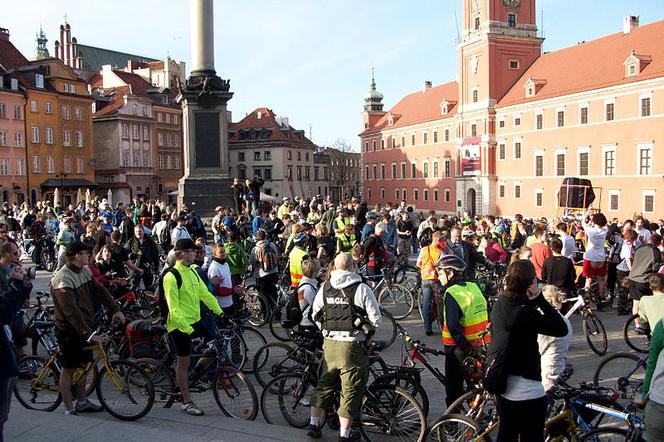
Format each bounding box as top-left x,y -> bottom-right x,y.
387,112 -> 394,126
35,74 -> 44,89
628,64 -> 636,76
524,77 -> 546,98
623,50 -> 652,77
528,87 -> 534,96
440,99 -> 450,115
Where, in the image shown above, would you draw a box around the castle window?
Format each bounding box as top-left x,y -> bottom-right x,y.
507,13 -> 516,28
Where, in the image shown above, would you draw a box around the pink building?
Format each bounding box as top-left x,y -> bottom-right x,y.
0,67 -> 28,203
361,1 -> 664,220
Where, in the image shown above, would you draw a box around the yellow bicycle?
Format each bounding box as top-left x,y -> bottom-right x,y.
14,335 -> 155,420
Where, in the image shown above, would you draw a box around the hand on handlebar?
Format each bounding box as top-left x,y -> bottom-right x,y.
111,311 -> 126,325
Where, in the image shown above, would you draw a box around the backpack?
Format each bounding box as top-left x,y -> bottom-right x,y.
418,227 -> 434,247
256,242 -> 278,273
286,282 -> 316,323
158,223 -> 171,247
157,268 -> 182,319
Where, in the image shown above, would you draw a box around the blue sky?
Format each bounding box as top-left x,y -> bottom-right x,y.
4,0 -> 663,150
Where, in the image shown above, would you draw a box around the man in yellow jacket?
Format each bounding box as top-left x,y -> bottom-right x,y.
164,238 -> 223,416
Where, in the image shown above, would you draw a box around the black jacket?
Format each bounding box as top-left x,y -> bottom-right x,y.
489,294 -> 568,381
444,241 -> 487,279
1,280 -> 28,378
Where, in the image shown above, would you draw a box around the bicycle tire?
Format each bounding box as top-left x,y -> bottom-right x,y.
623,314 -> 650,354
212,367 -> 258,420
578,427 -> 629,441
261,373 -> 316,428
374,308 -> 397,350
96,359 -> 155,421
240,325 -> 267,374
425,413 -> 481,441
583,313 -> 608,355
243,289 -> 269,327
218,328 -> 248,371
593,352 -> 645,409
378,283 -> 415,320
370,371 -> 430,418
268,305 -> 292,342
41,248 -> 56,272
360,385 -> 426,442
13,356 -> 62,411
252,342 -> 297,388
445,388 -> 497,432
134,357 -> 176,408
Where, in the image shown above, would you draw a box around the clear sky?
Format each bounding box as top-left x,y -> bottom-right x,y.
4,0 -> 663,150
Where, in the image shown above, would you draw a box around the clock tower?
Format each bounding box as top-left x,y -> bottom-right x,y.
454,0 -> 543,216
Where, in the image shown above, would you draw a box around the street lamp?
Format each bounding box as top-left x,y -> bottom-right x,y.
55,172 -> 68,189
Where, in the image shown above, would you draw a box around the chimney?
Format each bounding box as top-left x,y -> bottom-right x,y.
59,25 -> 65,61
256,111 -> 262,120
623,15 -> 639,35
424,80 -> 432,91
55,40 -> 60,59
65,23 -> 71,66
0,28 -> 10,41
71,37 -> 77,67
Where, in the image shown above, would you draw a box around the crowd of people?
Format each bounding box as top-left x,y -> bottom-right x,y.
1,190 -> 664,441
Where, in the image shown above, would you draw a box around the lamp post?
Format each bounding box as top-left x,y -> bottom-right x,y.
55,172 -> 67,206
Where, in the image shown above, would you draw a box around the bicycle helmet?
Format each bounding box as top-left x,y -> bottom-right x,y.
293,232 -> 309,246
435,254 -> 467,273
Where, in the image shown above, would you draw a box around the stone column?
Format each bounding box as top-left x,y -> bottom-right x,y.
190,0 -> 215,75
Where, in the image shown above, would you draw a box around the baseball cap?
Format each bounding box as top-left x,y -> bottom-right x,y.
173,238 -> 200,251
66,240 -> 92,257
215,206 -> 223,212
366,211 -> 380,220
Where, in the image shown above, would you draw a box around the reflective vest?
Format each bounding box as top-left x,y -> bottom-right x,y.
442,282 -> 490,347
419,244 -> 444,281
277,204 -> 290,220
289,246 -> 309,287
336,232 -> 356,254
334,217 -> 350,237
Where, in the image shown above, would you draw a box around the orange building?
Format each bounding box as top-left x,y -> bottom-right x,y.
361,1 -> 664,220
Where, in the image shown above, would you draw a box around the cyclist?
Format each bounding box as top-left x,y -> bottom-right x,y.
55,217 -> 76,271
333,207 -> 351,238
289,232 -> 311,288
629,233 -> 663,331
249,229 -> 280,305
307,253 -> 381,441
163,239 -> 223,416
297,259 -> 321,333
125,224 -> 160,288
361,222 -> 387,277
51,240 -> 125,415
639,274 -> 664,332
436,254 -> 489,407
336,223 -> 356,255
416,230 -> 446,336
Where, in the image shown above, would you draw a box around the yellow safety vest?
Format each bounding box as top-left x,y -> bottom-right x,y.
336,233 -> 356,254
419,244 -> 443,281
442,283 -> 490,347
334,217 -> 350,237
289,246 -> 309,287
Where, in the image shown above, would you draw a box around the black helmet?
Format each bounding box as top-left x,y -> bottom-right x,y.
435,254 -> 467,273
293,232 -> 309,246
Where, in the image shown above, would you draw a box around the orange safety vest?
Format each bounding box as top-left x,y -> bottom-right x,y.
419,244 -> 444,281
442,283 -> 490,347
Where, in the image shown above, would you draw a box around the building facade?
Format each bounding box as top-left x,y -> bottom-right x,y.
228,107 -> 319,199
0,68 -> 27,203
317,146 -> 361,202
362,0 -> 664,219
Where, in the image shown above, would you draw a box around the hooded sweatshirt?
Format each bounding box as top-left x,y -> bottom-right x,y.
311,269 -> 381,342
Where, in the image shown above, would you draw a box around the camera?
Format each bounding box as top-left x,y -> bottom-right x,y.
354,317 -> 376,338
10,264 -> 36,279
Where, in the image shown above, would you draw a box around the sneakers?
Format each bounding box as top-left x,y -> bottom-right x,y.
306,424 -> 322,439
75,400 -> 103,413
64,409 -> 77,416
339,432 -> 361,442
181,401 -> 205,416
190,378 -> 211,392
327,413 -> 340,430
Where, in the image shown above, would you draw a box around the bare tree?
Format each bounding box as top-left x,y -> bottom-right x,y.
328,139 -> 359,200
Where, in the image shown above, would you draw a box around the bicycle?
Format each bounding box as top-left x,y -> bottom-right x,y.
623,314 -> 651,354
14,331 -> 155,420
563,284 -> 608,355
593,352 -> 646,412
369,266 -> 416,320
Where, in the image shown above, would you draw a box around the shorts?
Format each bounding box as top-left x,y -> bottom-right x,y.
10,310 -> 28,348
629,280 -> 653,301
582,260 -> 607,278
168,321 -> 209,357
55,328 -> 94,369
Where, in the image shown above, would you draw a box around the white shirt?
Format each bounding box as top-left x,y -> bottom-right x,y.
635,227 -> 652,247
617,241 -> 635,272
208,259 -> 233,308
502,375 -> 546,401
582,222 -> 607,262
152,220 -> 167,243
171,225 -> 191,244
557,231 -> 576,260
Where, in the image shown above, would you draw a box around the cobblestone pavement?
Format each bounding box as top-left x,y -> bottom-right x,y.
5,267 -> 634,441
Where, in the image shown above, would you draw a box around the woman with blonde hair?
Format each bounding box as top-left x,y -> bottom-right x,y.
538,285 -> 573,392
298,259 -> 321,332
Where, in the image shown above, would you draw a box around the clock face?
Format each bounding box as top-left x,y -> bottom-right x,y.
503,0 -> 520,7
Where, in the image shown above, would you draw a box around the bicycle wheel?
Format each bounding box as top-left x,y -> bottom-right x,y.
252,342 -> 298,388
371,308 -> 397,351
445,388 -> 497,431
371,372 -> 429,418
378,284 -> 415,320
240,325 -> 267,374
243,289 -> 269,327
360,385 -> 426,442
261,373 -> 316,428
96,359 -> 154,421
218,328 -> 248,371
593,352 -> 645,409
579,427 -> 629,441
212,367 -> 258,420
134,357 -> 176,408
14,356 -> 62,411
623,314 -> 650,354
583,313 -> 608,356
425,414 -> 481,441
268,305 -> 292,342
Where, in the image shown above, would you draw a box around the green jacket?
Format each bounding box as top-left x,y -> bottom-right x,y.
223,242 -> 248,276
163,261 -> 222,334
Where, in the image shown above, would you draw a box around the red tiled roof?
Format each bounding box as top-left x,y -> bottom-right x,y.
361,81 -> 458,135
229,107 -> 316,145
93,86 -> 130,117
147,61 -> 164,70
113,70 -> 152,97
0,37 -> 29,70
499,19 -> 664,107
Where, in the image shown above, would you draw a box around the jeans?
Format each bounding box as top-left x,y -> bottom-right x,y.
0,376 -> 15,442
421,280 -> 441,333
